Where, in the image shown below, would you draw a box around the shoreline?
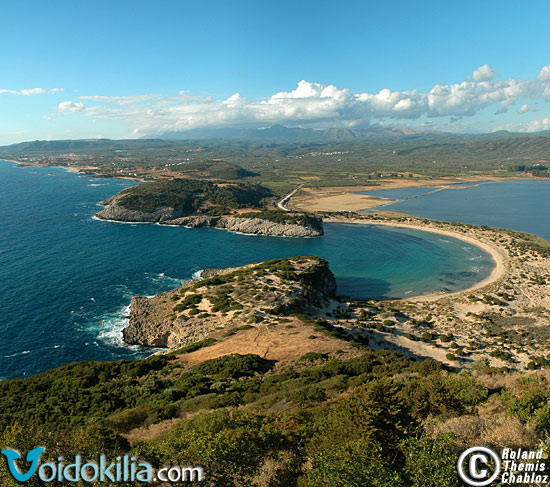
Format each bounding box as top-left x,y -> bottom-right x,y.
0,158 -> 145,182
290,175 -> 546,213
324,216 -> 508,303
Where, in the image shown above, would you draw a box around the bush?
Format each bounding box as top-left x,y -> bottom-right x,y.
298,440 -> 404,487
421,332 -> 433,342
289,385 -> 326,406
402,435 -> 462,487
192,354 -> 269,379
298,352 -> 328,363
505,377 -> 550,421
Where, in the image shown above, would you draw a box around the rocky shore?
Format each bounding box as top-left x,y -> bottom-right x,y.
124,257 -> 337,348
96,196 -> 323,237
162,215 -> 323,237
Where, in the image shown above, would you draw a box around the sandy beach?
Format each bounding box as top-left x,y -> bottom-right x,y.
321,213 -> 550,369
324,216 -> 508,302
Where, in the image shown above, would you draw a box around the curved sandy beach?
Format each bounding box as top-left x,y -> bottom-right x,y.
325,216 -> 509,302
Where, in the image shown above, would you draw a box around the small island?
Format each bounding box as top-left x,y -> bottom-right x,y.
96,179 -> 324,237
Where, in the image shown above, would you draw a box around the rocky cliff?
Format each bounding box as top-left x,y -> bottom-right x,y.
162,215 -> 323,237
95,193 -> 188,222
96,180 -> 323,236
96,201 -> 323,237
124,256 -> 337,348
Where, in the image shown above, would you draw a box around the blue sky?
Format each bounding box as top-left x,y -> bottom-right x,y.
1,0 -> 550,144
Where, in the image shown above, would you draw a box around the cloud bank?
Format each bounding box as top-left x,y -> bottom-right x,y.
56,64 -> 550,134
0,87 -> 63,96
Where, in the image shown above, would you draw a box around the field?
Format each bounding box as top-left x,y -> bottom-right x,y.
2,131 -> 550,197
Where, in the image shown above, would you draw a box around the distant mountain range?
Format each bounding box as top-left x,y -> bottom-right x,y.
1,126 -> 550,155
157,124 -> 444,141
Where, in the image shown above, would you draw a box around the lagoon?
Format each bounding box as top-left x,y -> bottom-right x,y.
361,180 -> 550,240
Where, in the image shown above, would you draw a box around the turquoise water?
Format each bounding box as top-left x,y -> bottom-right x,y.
362,180 -> 550,240
0,161 -> 494,378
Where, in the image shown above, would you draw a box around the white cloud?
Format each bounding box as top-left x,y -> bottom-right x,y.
538,65 -> 550,82
473,64 -> 499,82
20,88 -> 48,96
58,101 -> 85,112
1,87 -> 64,96
65,64 -> 550,134
527,117 -> 550,132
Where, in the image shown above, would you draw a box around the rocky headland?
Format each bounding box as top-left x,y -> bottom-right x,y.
95,179 -> 323,237
124,256 -> 337,348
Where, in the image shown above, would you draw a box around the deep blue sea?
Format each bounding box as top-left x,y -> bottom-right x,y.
0,161 -> 494,378
361,180 -> 550,241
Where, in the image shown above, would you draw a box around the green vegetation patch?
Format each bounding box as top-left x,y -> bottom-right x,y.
116,179 -> 271,214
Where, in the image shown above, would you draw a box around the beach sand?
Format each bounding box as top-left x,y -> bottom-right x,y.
327,218 -> 508,303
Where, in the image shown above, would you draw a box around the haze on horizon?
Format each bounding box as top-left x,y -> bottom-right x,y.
1,0 -> 550,145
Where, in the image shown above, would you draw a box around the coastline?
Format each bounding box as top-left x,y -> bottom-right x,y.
0,158 -> 145,182
324,216 -> 508,303
290,175 -> 544,213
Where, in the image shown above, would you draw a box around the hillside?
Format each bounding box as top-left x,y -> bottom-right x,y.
3,131 -> 550,191
96,179 -> 324,236
96,179 -> 271,220
124,256 -> 337,348
3,254 -> 550,485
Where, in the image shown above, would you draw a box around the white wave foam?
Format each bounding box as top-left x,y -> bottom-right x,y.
4,350 -> 31,358
192,269 -> 204,280
96,305 -> 140,350
91,215 -> 151,224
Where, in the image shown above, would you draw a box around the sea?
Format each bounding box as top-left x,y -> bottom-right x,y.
0,161 -> 495,378
359,180 -> 550,241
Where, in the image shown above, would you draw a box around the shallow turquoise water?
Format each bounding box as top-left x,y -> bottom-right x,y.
0,161 -> 494,378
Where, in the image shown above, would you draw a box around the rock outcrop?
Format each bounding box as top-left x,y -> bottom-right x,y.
123,257 -> 337,348
95,194 -> 187,222
162,215 -> 323,237
96,198 -> 323,237
96,181 -> 323,236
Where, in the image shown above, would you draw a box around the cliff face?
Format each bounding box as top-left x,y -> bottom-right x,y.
96,194 -> 187,222
96,198 -> 323,237
123,296 -> 213,347
163,215 -> 323,237
124,257 -> 337,348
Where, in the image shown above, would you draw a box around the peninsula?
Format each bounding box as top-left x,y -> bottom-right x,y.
96,179 -> 324,237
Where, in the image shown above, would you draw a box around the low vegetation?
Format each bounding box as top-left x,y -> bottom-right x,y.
2,348 -> 550,486
115,179 -> 271,215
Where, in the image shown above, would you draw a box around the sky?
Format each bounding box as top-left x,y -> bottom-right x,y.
1,0 -> 550,144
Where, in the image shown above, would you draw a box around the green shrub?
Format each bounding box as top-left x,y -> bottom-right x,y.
192,354 -> 268,379
298,352 -> 328,363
